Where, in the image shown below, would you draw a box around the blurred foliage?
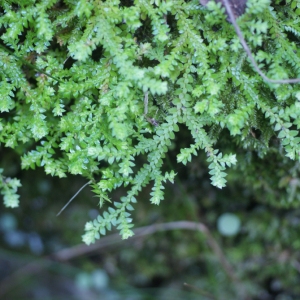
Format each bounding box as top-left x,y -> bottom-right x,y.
1,130 -> 300,299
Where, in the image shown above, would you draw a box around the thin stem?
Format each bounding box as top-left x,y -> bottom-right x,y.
144,91 -> 149,115
0,44 -> 62,83
144,91 -> 159,126
184,283 -> 216,300
222,0 -> 300,84
56,180 -> 92,216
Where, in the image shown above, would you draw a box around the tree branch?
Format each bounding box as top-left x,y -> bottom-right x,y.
0,221 -> 247,298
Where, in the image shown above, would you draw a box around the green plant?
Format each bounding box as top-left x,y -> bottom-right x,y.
1,0 -> 300,244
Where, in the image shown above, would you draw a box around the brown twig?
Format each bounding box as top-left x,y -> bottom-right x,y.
184,282 -> 216,299
0,221 -> 245,298
222,0 -> 300,84
55,221 -> 237,280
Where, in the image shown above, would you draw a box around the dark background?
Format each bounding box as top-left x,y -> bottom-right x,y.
1,139 -> 300,300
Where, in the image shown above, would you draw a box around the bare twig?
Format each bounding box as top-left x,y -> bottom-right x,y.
144,91 -> 149,115
54,220 -> 250,299
56,180 -> 92,216
144,92 -> 159,126
223,0 -> 300,84
222,0 -> 300,84
184,282 -> 216,299
0,221 -> 244,298
55,221 -> 234,275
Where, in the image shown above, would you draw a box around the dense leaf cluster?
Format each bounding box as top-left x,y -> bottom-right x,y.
1,0 -> 300,244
